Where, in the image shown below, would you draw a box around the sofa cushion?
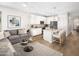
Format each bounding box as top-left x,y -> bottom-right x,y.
18,29 -> 27,35
8,35 -> 20,40
0,32 -> 4,40
9,30 -> 18,35
8,35 -> 20,44
4,32 -> 11,38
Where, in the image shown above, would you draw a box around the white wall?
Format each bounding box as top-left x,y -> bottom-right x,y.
68,12 -> 79,34
58,14 -> 69,36
67,15 -> 74,34
0,6 -> 31,31
67,12 -> 79,34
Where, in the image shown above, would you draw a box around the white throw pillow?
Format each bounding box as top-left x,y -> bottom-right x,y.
18,29 -> 27,35
0,32 -> 4,40
4,32 -> 10,37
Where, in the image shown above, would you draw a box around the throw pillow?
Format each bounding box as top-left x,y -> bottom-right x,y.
9,30 -> 18,35
18,29 -> 27,35
0,32 -> 4,40
4,32 -> 10,37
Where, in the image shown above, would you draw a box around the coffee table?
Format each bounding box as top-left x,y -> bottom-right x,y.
24,46 -> 33,52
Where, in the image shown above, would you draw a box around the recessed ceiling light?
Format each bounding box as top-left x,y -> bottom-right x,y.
22,3 -> 27,7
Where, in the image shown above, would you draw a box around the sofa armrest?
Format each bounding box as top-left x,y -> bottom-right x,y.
0,38 -> 16,56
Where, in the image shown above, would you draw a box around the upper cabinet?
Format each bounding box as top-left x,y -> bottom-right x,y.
46,16 -> 58,24
30,14 -> 46,24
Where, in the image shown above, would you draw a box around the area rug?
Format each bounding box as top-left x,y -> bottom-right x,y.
13,42 -> 63,56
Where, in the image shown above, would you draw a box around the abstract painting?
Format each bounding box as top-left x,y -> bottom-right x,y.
7,15 -> 21,28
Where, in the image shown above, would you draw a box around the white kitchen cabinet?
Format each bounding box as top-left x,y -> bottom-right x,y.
43,30 -> 53,43
30,14 -> 46,24
30,28 -> 42,36
46,16 -> 58,24
43,29 -> 60,43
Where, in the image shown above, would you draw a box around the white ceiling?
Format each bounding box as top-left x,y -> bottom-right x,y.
0,2 -> 79,16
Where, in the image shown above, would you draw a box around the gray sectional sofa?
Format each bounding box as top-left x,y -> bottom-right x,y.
4,29 -> 31,45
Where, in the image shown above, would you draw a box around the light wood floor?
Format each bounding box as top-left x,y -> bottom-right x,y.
31,31 -> 79,56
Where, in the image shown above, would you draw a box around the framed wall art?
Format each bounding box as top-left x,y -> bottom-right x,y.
7,15 -> 21,28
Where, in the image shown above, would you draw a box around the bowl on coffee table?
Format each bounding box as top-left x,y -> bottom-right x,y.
21,41 -> 28,46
